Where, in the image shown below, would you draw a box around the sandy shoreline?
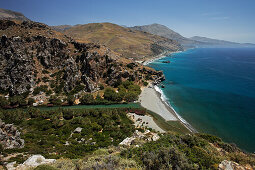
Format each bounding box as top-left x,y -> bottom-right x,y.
143,50 -> 182,65
139,85 -> 197,133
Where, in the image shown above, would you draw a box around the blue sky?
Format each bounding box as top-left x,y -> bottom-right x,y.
1,0 -> 255,43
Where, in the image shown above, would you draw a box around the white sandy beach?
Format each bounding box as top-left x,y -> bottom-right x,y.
139,86 -> 178,121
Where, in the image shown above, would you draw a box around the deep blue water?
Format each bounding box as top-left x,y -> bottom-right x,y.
148,48 -> 255,153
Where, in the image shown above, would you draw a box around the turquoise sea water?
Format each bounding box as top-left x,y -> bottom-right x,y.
148,48 -> 255,153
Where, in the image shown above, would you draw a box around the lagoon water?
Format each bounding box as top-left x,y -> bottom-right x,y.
148,48 -> 255,153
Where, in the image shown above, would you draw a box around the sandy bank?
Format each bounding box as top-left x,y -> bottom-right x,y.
139,85 -> 196,133
139,86 -> 178,121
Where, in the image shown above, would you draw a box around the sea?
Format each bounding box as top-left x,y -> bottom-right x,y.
148,48 -> 255,153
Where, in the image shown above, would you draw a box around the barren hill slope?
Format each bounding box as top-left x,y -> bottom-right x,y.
53,23 -> 183,60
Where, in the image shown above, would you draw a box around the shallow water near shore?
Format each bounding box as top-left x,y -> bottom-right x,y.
148,48 -> 255,153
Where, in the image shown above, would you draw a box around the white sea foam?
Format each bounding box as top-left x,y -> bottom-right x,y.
154,85 -> 197,132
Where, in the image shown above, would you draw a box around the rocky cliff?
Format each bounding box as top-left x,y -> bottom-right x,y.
0,20 -> 163,96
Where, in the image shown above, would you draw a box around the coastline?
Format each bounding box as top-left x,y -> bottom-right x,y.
140,50 -> 197,133
143,50 -> 182,65
153,85 -> 197,133
139,85 -> 196,133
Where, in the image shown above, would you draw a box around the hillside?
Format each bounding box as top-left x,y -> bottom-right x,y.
130,23 -> 203,49
53,23 -> 183,60
0,8 -> 30,21
191,36 -> 255,47
131,23 -> 255,49
0,19 -> 164,107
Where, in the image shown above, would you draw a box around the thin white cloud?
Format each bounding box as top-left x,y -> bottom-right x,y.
211,16 -> 230,20
202,12 -> 222,16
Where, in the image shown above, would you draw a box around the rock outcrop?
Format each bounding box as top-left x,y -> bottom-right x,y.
0,20 -> 164,97
119,130 -> 160,146
0,119 -> 24,149
218,160 -> 254,170
6,155 -> 55,170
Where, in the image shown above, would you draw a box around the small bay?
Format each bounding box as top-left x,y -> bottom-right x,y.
148,48 -> 255,153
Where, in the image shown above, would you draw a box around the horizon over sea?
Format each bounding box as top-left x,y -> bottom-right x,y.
148,48 -> 255,153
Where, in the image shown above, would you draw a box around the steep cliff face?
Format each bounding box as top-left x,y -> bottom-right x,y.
0,20 -> 163,96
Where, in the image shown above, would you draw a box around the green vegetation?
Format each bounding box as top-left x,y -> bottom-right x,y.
146,110 -> 190,134
33,85 -> 49,95
0,108 -> 139,159
121,133 -> 255,169
103,81 -> 141,103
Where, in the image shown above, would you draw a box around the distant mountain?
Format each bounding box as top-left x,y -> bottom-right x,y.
190,36 -> 255,47
0,8 -> 30,21
52,22 -> 183,59
131,23 -> 255,48
130,23 -> 202,49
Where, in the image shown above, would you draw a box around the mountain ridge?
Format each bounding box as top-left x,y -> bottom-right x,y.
130,23 -> 255,48
0,8 -> 30,21
52,22 -> 183,60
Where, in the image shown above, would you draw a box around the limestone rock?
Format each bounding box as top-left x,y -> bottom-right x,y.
119,130 -> 160,146
218,160 -> 252,170
0,119 -> 24,149
6,155 -> 56,170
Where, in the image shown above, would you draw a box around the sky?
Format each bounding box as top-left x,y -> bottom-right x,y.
1,0 -> 255,43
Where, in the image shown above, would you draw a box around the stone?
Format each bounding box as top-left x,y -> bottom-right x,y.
0,119 -> 24,149
218,160 -> 247,170
73,127 -> 83,133
6,155 -> 56,170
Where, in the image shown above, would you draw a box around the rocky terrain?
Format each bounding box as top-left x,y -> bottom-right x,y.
52,22 -> 183,60
0,19 -> 164,97
0,119 -> 24,149
0,8 -> 30,21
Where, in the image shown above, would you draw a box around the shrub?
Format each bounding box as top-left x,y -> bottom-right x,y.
104,88 -> 121,102
143,81 -> 148,86
99,84 -> 104,90
35,164 -> 57,170
80,94 -> 94,105
42,69 -> 50,74
49,95 -> 62,105
28,98 -> 35,105
0,96 -> 9,107
67,95 -> 75,105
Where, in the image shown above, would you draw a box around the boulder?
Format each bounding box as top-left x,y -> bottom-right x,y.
0,119 -> 24,149
218,160 -> 250,170
6,155 -> 56,170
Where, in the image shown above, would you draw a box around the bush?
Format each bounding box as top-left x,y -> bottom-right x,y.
49,95 -> 62,105
35,164 -> 57,170
143,81 -> 148,86
99,84 -> 104,90
104,88 -> 121,102
80,94 -> 94,105
0,96 -> 9,107
42,69 -> 50,74
28,98 -> 35,105
124,91 -> 138,102
67,95 -> 75,105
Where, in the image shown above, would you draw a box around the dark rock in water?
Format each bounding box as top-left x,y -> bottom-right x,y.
162,61 -> 170,63
161,85 -> 165,88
